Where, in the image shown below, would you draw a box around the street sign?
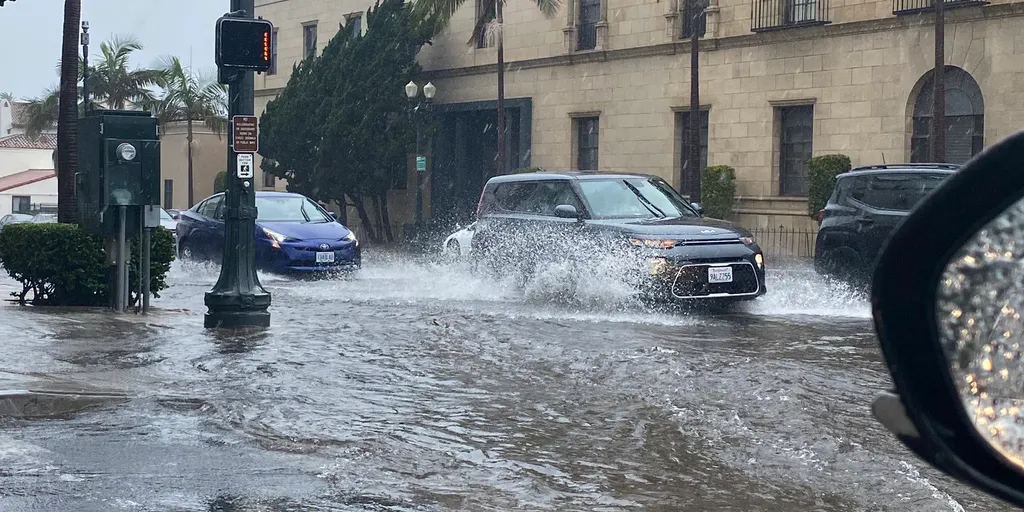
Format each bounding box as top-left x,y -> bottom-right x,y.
237,153 -> 254,179
232,115 -> 259,153
416,155 -> 426,172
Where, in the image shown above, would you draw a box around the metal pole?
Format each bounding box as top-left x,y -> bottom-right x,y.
495,0 -> 506,177
81,21 -> 89,114
415,108 -> 423,230
689,5 -> 702,201
142,218 -> 151,313
204,0 -> 272,329
116,206 -> 126,312
931,0 -> 946,162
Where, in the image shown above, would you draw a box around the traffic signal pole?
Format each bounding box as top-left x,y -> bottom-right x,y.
205,0 -> 271,328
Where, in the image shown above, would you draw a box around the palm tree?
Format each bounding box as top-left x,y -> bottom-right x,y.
57,0 -> 81,223
0,92 -> 13,102
22,87 -> 60,139
85,35 -> 163,109
148,56 -> 228,207
416,0 -> 558,176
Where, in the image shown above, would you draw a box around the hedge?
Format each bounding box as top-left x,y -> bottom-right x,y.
807,154 -> 852,218
214,171 -> 228,193
0,223 -> 175,306
701,165 -> 737,219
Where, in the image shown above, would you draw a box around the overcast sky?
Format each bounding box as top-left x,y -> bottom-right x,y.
0,0 -> 230,100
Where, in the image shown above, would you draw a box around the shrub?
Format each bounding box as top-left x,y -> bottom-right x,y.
0,223 -> 175,306
214,171 -> 228,193
807,154 -> 852,218
700,165 -> 737,219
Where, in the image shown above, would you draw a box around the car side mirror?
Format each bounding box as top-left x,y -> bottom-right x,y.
871,129 -> 1024,507
690,201 -> 705,216
554,204 -> 581,221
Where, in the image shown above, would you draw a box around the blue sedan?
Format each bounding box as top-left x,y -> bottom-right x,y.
176,191 -> 360,273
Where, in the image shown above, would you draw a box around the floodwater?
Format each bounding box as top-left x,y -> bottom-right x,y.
0,255 -> 1013,511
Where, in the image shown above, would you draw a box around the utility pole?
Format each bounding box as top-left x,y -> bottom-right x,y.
688,2 -> 704,201
930,0 -> 946,162
205,0 -> 272,328
81,21 -> 90,114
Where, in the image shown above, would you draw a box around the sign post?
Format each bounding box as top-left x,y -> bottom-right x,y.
205,3 -> 273,329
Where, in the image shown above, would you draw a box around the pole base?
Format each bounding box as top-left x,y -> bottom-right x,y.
204,310 -> 271,329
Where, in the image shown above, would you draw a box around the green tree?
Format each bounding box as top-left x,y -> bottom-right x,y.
22,87 -> 60,139
148,56 -> 228,207
415,0 -> 558,176
261,0 -> 431,243
56,0 -> 81,223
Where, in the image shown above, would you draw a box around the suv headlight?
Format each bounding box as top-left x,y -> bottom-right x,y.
630,238 -> 676,249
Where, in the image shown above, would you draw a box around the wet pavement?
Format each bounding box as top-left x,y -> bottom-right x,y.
0,254 -> 1013,511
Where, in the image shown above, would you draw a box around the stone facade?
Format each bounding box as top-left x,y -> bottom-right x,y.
255,0 -> 1024,251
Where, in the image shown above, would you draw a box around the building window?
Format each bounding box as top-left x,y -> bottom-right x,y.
751,0 -> 830,32
576,116 -> 600,171
263,171 -> 276,188
678,110 -> 709,198
577,0 -> 600,50
303,23 -> 318,60
911,66 -> 984,165
475,0 -> 496,48
164,179 -> 173,208
268,29 -> 279,75
681,0 -> 708,39
11,196 -> 30,214
778,105 -> 814,196
346,13 -> 362,38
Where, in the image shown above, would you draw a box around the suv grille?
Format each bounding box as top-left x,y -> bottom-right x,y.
670,262 -> 760,298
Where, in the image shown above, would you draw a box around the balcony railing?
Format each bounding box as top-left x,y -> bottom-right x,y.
751,0 -> 830,32
893,0 -> 987,15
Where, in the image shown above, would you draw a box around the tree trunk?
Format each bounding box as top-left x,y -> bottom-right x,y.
495,0 -> 506,177
187,118 -> 195,206
379,192 -> 394,243
349,193 -> 378,243
56,0 -> 81,224
372,194 -> 384,240
335,198 -> 349,226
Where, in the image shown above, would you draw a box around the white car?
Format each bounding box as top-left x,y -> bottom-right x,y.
443,222 -> 475,256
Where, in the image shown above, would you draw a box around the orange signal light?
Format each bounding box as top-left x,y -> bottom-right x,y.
262,31 -> 270,62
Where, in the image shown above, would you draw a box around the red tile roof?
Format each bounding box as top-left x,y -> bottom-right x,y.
0,133 -> 57,149
0,169 -> 56,193
10,102 -> 27,127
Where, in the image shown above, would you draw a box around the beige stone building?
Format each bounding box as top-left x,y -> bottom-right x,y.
255,0 -> 1024,252
159,121 -> 229,211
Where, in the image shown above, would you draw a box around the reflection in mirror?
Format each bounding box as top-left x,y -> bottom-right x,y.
938,196 -> 1024,469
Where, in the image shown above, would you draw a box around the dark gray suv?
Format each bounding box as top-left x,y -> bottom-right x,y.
814,164 -> 958,285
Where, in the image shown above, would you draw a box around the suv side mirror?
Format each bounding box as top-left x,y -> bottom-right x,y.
690,202 -> 705,215
554,204 -> 581,220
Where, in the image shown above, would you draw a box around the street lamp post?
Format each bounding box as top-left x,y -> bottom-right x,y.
81,21 -> 89,114
405,80 -> 436,240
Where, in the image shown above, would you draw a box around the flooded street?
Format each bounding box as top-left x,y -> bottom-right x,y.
0,256 -> 1012,511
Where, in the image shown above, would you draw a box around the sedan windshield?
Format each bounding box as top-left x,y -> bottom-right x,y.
577,178 -> 698,219
256,196 -> 332,223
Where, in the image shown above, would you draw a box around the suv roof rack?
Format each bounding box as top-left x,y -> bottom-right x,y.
849,163 -> 960,172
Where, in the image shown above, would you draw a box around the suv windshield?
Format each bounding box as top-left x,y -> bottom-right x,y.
577,178 -> 698,219
256,196 -> 332,223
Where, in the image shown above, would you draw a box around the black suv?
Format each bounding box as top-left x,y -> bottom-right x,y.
814,164 -> 958,284
470,171 -> 767,302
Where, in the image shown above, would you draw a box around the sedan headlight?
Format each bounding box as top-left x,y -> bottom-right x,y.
344,231 -> 358,246
263,227 -> 292,248
630,238 -> 676,249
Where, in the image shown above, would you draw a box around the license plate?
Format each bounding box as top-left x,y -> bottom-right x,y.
708,266 -> 733,283
316,251 -> 335,263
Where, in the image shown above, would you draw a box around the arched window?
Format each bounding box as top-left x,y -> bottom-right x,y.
911,66 -> 984,164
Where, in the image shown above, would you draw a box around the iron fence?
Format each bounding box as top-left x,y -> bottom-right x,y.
892,0 -> 986,15
748,225 -> 818,260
